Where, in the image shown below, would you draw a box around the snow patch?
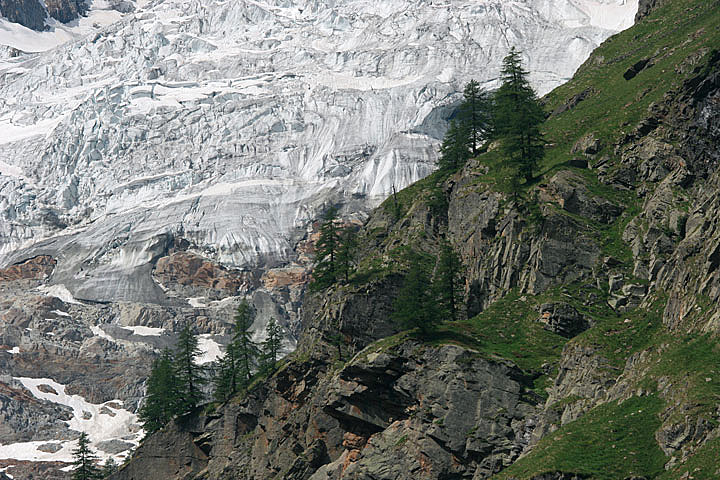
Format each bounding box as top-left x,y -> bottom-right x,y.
209,296 -> 241,307
197,335 -> 223,364
38,285 -> 81,305
0,440 -> 75,463
90,325 -> 115,342
124,325 -> 164,336
187,297 -> 207,308
0,377 -> 143,463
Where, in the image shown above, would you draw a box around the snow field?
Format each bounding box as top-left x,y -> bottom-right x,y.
0,377 -> 143,463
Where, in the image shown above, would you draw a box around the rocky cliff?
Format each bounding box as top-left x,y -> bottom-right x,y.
108,0 -> 720,479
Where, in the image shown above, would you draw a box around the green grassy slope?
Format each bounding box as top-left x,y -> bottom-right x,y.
350,0 -> 720,478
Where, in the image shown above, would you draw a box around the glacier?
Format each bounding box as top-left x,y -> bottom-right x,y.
0,0 -> 639,304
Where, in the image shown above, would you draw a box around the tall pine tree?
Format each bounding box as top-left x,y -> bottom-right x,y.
233,300 -> 260,384
459,79 -> 491,156
391,251 -> 439,336
214,300 -> 260,401
139,348 -> 178,433
213,339 -> 240,402
433,241 -> 465,322
492,47 -> 545,183
260,317 -> 282,372
335,226 -> 358,284
438,119 -> 470,171
310,206 -> 341,291
174,323 -> 205,414
71,432 -> 103,480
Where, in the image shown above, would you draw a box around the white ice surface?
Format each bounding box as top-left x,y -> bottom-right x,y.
0,160 -> 23,178
570,0 -> 637,31
0,117 -> 65,145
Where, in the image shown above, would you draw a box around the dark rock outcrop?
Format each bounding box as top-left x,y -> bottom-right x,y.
0,0 -> 47,30
0,0 -> 87,31
538,303 -> 591,338
45,0 -> 87,24
108,419 -> 209,480
635,0 -> 670,21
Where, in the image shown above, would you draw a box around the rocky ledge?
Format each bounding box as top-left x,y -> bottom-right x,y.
111,339 -> 541,480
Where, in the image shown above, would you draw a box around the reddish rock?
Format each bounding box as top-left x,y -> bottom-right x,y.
261,266 -> 309,290
342,432 -> 367,450
0,256 -> 56,282
154,252 -> 255,295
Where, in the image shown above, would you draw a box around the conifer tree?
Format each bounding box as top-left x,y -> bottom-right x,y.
213,300 -> 262,402
438,119 -> 470,171
260,317 -> 282,372
335,226 -> 358,284
492,47 -> 545,183
434,242 -> 465,322
174,323 -> 205,414
213,339 -> 240,402
71,432 -> 103,480
101,458 -> 118,478
233,300 -> 260,384
391,251 -> 439,336
310,206 -> 341,291
138,348 -> 178,433
459,79 -> 491,156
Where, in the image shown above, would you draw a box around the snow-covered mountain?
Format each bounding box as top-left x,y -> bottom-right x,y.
0,0 -> 638,475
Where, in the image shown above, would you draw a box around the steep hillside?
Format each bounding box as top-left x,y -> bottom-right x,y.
108,0 -> 720,478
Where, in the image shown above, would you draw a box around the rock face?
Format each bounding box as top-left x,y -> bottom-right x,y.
112,340 -> 540,480
44,0 -> 87,24
0,0 -> 88,31
0,0 -> 47,30
0,255 -> 55,281
538,303 -> 590,338
154,251 -> 257,300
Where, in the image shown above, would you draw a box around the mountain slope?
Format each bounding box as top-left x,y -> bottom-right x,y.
109,0 -> 720,478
